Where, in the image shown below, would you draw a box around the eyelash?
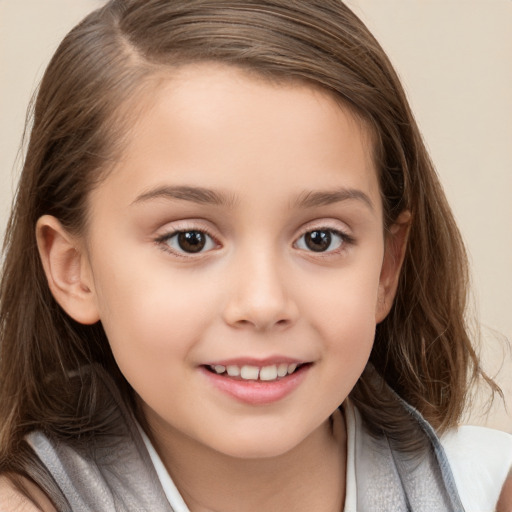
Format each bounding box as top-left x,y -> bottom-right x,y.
155,227 -> 220,258
155,226 -> 355,258
294,227 -> 354,256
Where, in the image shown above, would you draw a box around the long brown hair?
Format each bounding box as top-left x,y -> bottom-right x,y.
0,0 -> 492,473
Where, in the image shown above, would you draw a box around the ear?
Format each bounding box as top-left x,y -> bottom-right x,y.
375,210 -> 411,323
36,215 -> 100,325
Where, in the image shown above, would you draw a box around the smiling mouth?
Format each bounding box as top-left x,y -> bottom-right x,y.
204,363 -> 308,382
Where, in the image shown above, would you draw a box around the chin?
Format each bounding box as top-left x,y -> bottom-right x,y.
207,428 -> 311,460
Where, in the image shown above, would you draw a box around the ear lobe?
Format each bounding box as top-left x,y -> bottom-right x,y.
375,210 -> 411,323
36,215 -> 100,325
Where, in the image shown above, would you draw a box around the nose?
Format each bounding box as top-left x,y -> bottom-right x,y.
222,249 -> 299,331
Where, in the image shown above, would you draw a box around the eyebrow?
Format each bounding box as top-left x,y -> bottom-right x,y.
132,185 -> 236,207
293,188 -> 375,211
132,184 -> 374,211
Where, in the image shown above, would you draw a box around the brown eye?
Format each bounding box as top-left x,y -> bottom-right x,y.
164,230 -> 216,254
295,229 -> 345,253
177,231 -> 206,253
305,231 -> 331,252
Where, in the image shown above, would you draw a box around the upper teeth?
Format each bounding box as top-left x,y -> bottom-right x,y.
210,363 -> 299,381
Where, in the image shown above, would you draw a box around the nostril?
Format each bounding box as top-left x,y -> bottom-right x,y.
222,291 -> 298,330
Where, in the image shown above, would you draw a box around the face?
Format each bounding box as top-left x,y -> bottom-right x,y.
52,64 -> 403,459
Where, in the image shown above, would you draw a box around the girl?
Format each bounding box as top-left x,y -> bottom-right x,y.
1,1 -> 511,510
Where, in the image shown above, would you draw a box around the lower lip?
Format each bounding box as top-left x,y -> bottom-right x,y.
200,365 -> 310,405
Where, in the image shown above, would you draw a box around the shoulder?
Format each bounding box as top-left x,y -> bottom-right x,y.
0,474 -> 56,512
441,425 -> 512,512
497,469 -> 512,512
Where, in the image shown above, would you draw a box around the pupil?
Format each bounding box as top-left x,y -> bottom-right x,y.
178,231 -> 206,253
305,231 -> 331,252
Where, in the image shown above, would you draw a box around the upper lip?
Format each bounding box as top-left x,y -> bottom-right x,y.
202,356 -> 308,367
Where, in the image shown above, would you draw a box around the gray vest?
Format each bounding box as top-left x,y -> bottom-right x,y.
25,368 -> 465,511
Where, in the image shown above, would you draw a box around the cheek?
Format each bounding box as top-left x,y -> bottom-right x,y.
303,255 -> 382,373
90,250 -> 220,365
307,257 -> 382,331
320,289 -> 377,366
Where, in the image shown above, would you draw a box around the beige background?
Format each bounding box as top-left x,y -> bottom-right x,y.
1,0 -> 511,431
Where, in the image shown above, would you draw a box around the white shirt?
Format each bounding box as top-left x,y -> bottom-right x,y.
138,403 -> 512,512
343,400 -> 512,512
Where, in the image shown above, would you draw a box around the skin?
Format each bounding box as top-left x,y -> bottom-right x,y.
497,470 -> 512,512
36,63 -> 409,512
0,475 -> 57,512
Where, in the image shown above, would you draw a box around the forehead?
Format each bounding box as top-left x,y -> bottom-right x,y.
93,63 -> 380,214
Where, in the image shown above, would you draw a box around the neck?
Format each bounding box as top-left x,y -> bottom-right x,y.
146,411 -> 346,512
